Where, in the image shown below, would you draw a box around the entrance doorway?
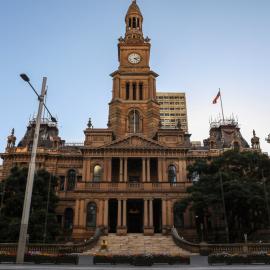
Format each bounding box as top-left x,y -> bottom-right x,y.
108,199 -> 118,233
127,199 -> 143,233
153,199 -> 162,233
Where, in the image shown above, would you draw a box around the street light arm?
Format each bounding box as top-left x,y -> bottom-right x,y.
27,81 -> 40,99
21,75 -> 57,123
43,103 -> 57,122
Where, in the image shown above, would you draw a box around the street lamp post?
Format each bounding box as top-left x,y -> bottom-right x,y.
16,74 -> 55,264
219,171 -> 230,243
262,170 -> 270,228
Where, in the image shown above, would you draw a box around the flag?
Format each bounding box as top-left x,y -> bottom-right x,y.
212,90 -> 221,104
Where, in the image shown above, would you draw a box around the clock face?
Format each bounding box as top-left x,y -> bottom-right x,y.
128,53 -> 141,64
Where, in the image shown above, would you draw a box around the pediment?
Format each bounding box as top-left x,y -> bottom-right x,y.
100,135 -> 166,149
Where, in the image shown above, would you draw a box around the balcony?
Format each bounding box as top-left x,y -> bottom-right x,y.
75,181 -> 192,193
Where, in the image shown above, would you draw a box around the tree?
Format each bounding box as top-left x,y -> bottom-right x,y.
179,150 -> 270,243
0,167 -> 60,243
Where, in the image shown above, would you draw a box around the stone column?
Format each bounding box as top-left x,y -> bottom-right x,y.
74,200 -> 80,227
147,158 -> 150,182
115,77 -> 120,98
129,84 -> 132,101
144,199 -> 148,228
182,160 -> 187,182
119,158 -> 123,182
123,199 -> 127,227
142,158 -> 146,182
98,200 -> 104,227
82,158 -> 91,182
163,158 -> 167,182
124,158 -> 128,182
89,161 -> 93,182
73,200 -> 82,240
117,199 -> 126,235
178,159 -> 182,182
82,160 -> 87,182
107,158 -> 112,182
144,199 -> 154,235
162,199 -> 167,234
149,199 -> 153,227
158,158 -> 162,182
167,200 -> 172,227
103,199 -> 108,228
117,199 -> 121,228
79,200 -> 85,227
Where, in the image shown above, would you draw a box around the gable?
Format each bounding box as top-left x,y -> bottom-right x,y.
100,135 -> 166,149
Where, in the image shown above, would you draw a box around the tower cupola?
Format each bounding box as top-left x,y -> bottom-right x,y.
125,0 -> 144,42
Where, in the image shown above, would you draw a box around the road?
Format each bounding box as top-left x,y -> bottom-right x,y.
0,265 -> 270,270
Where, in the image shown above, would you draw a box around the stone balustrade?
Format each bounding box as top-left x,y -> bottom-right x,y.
75,182 -> 192,193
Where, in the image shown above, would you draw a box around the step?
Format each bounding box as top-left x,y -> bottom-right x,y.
84,234 -> 193,256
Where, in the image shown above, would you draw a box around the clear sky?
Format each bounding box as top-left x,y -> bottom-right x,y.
0,0 -> 270,161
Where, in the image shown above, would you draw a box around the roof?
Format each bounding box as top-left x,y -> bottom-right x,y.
125,0 -> 142,20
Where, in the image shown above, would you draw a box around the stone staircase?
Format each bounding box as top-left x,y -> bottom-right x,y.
84,234 -> 192,256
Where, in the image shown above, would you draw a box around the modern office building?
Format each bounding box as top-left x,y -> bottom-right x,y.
157,92 -> 188,132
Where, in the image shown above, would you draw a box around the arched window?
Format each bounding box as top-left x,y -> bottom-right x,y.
173,202 -> 184,228
168,165 -> 177,183
64,208 -> 73,231
129,110 -> 140,133
93,165 -> 102,182
86,202 -> 97,228
67,169 -> 76,191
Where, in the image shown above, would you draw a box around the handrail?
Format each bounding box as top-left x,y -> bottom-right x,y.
171,228 -> 270,255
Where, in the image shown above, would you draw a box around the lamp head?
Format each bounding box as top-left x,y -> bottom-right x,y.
51,116 -> 57,123
20,74 -> 30,82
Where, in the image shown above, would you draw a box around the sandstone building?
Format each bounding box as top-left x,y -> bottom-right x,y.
0,1 -> 252,242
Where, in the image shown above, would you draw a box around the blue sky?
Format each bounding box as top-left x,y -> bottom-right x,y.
0,0 -> 270,160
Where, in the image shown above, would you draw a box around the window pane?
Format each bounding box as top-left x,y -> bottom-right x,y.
86,202 -> 97,228
67,170 -> 76,191
93,165 -> 102,182
168,165 -> 177,183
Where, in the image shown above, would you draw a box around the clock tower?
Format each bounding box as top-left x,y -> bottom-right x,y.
109,0 -> 160,139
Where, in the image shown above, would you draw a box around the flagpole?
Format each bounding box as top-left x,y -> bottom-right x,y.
219,88 -> 225,123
